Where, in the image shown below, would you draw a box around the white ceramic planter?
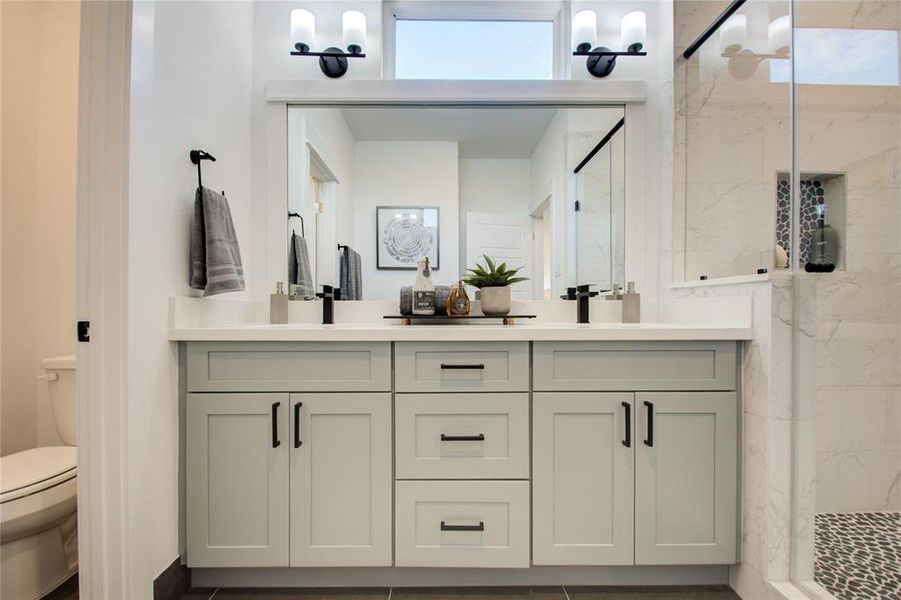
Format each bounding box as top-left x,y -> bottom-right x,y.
479,286 -> 512,316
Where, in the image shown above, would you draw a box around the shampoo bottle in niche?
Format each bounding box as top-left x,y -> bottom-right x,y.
412,257 -> 436,315
805,203 -> 838,273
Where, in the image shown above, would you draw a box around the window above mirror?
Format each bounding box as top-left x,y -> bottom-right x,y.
395,20 -> 554,80
385,1 -> 565,79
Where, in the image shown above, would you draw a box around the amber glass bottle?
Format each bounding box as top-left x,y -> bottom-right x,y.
446,280 -> 471,317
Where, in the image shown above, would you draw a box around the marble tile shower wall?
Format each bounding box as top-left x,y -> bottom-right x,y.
791,0 -> 901,515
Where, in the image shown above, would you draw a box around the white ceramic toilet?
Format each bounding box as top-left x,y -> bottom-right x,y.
1,355 -> 78,599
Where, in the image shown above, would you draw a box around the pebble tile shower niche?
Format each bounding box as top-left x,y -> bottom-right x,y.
776,172 -> 846,269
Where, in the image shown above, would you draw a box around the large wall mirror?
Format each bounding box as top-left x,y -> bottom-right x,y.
286,105 -> 625,301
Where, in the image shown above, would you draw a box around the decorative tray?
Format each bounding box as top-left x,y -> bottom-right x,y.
384,314 -> 537,326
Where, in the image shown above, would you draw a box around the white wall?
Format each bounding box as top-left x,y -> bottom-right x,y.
127,0 -> 254,595
353,141 -> 459,299
1,0 -> 79,456
459,159 -> 531,272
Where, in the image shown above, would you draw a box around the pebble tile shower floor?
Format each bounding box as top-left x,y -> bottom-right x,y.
814,512 -> 901,600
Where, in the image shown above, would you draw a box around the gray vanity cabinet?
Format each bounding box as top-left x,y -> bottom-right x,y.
184,342 -> 392,569
289,393 -> 392,567
531,342 -> 739,567
186,393 -> 290,567
635,392 -> 738,565
532,392 -> 635,565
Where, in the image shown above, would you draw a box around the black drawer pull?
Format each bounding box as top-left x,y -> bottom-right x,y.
622,401 -> 631,448
271,402 -> 281,448
643,400 -> 654,447
440,363 -> 485,370
441,433 -> 485,442
440,521 -> 485,532
294,402 -> 303,448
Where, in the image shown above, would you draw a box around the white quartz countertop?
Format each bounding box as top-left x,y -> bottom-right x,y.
169,322 -> 752,342
168,297 -> 754,342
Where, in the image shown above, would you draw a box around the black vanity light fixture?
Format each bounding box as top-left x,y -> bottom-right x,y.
573,10 -> 647,78
290,9 -> 366,78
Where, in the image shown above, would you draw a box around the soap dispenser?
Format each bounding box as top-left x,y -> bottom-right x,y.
270,282 -> 288,324
622,281 -> 640,323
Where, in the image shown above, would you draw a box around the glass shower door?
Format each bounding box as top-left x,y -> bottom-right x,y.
791,2 -> 901,597
572,124 -> 625,291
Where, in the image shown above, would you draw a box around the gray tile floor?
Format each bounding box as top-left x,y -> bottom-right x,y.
180,586 -> 742,600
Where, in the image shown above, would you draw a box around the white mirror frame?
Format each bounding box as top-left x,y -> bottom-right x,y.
264,80 -> 648,303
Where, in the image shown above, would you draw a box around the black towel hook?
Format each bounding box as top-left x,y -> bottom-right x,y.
288,212 -> 305,237
190,149 -> 216,188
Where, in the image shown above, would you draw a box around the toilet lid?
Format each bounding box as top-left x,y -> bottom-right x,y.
0,446 -> 77,497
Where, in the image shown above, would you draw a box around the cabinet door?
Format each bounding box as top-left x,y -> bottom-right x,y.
290,393 -> 392,566
532,392 -> 635,565
635,392 -> 738,565
186,393 -> 289,567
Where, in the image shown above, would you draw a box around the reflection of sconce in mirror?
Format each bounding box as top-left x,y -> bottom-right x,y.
290,9 -> 367,78
572,10 -> 647,78
719,13 -> 790,78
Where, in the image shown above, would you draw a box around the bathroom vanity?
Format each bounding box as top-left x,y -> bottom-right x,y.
179,328 -> 743,582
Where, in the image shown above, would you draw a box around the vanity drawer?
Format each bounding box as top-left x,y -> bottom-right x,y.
533,341 -> 737,392
394,342 -> 529,392
394,480 -> 530,568
186,342 -> 391,392
395,393 -> 529,480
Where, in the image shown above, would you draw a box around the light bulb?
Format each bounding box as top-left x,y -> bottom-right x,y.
343,10 -> 366,54
769,15 -> 790,56
719,14 -> 747,56
290,9 -> 315,53
572,10 -> 597,52
621,11 -> 647,53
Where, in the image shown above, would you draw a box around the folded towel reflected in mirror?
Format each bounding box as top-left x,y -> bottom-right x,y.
399,285 -> 451,315
289,232 -> 315,299
189,186 -> 245,296
339,245 -> 363,300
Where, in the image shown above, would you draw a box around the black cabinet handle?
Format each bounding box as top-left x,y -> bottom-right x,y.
440,363 -> 486,370
271,402 -> 281,448
643,400 -> 654,447
294,402 -> 303,448
440,521 -> 485,532
622,401 -> 631,448
440,433 -> 485,442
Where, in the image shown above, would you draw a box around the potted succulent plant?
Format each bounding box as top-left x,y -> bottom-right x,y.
462,255 -> 529,316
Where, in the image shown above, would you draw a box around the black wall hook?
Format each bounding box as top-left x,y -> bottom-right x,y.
190,149 -> 216,188
288,212 -> 305,237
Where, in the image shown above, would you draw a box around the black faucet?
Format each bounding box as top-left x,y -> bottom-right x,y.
316,285 -> 338,324
561,285 -> 598,323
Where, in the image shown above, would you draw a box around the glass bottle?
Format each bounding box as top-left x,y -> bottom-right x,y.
808,203 -> 839,269
446,280 -> 471,317
412,257 -> 436,316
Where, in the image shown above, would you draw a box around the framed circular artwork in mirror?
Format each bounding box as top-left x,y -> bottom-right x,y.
376,206 -> 439,270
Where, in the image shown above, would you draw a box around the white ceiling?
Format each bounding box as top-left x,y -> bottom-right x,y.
339,107 -> 560,159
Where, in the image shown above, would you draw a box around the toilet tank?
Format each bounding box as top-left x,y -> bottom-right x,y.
41,355 -> 76,446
